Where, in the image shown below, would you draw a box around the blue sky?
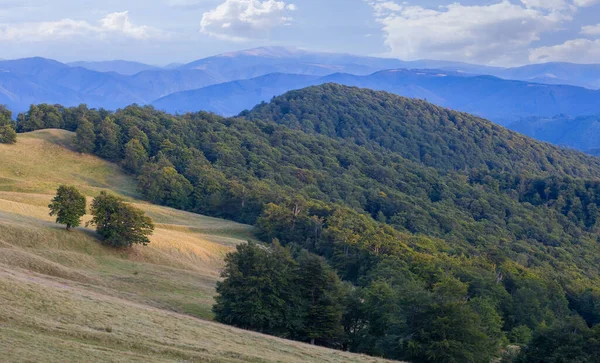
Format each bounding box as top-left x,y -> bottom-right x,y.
0,0 -> 599,66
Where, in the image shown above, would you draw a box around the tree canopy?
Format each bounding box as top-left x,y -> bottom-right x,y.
48,185 -> 87,231
88,191 -> 154,248
15,85 -> 600,362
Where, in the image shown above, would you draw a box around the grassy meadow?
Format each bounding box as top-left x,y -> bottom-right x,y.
0,130 -> 393,362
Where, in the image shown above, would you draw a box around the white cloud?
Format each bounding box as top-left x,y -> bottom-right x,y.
0,11 -> 166,42
530,38 -> 600,63
200,0 -> 296,41
573,0 -> 600,6
521,0 -> 573,11
581,23 -> 600,35
365,0 -> 569,65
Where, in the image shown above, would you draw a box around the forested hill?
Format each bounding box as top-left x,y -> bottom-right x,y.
244,83 -> 600,177
10,85 -> 600,361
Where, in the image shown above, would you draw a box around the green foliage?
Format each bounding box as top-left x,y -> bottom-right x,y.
75,118 -> 96,153
0,105 -> 17,144
137,158 -> 193,209
0,125 -> 17,144
296,251 -> 345,345
122,139 -> 148,173
19,85 -> 600,362
213,241 -> 301,336
95,117 -> 122,161
509,325 -> 532,345
17,105 -> 44,132
516,317 -> 600,362
88,191 -> 154,248
48,185 -> 87,231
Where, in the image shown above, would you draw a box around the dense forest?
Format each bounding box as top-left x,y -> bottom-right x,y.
11,84 -> 600,362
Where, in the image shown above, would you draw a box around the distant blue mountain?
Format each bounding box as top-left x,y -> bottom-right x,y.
67,60 -> 158,75
507,115 -> 600,153
497,63 -> 600,89
153,73 -> 320,115
152,69 -> 600,124
0,57 -> 221,111
2,46 -> 600,128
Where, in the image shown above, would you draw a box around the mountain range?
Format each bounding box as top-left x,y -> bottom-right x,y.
2,46 -> 600,152
153,70 -> 600,125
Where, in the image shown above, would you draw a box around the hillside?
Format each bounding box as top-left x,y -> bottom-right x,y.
12,86 -> 600,361
0,130 -> 391,363
244,84 -> 600,175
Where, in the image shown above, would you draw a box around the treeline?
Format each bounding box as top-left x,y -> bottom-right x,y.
11,85 -> 600,362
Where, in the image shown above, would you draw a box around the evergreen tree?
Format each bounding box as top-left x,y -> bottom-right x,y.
88,191 -> 154,248
75,118 -> 96,153
48,185 -> 87,231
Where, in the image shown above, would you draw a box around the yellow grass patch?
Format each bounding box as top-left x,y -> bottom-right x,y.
0,130 -> 394,362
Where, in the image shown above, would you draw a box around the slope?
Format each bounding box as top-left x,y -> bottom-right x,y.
507,114 -> 600,152
0,130 -> 390,363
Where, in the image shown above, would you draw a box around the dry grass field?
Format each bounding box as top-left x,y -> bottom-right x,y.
0,130 -> 394,363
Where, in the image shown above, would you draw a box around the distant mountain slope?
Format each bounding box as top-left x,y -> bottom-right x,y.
153,73 -> 320,115
179,47 -> 600,89
507,114 -> 600,152
178,46 -> 406,78
0,58 -> 224,111
68,60 -> 158,75
497,62 -> 600,89
152,69 -> 600,123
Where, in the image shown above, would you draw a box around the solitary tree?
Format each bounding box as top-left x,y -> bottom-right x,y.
88,191 -> 154,248
0,105 -> 17,144
48,185 -> 87,231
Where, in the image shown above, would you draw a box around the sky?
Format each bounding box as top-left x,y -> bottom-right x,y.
0,0 -> 599,66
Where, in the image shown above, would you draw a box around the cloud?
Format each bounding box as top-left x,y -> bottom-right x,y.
530,38 -> 600,63
0,11 -> 166,42
520,0 -> 574,11
581,23 -> 600,35
166,0 -> 205,9
573,0 -> 600,6
200,0 -> 296,41
365,0 -> 569,65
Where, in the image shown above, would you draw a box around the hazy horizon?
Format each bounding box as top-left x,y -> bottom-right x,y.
1,0 -> 600,67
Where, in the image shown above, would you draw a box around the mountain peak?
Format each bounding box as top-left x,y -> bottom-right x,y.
219,46 -> 307,58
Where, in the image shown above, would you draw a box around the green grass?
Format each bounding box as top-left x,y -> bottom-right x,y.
0,130 -> 394,363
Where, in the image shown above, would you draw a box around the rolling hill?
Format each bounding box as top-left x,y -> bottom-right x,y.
0,129 -> 393,363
